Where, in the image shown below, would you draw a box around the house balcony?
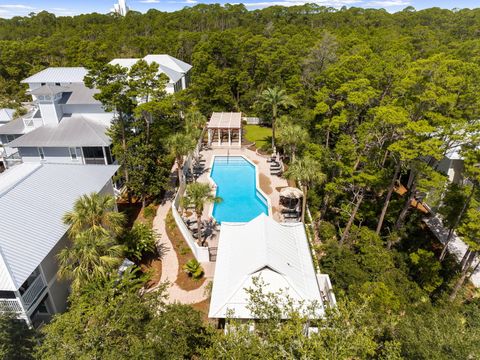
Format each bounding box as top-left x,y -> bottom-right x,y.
84,157 -> 106,165
21,273 -> 47,309
0,298 -> 23,313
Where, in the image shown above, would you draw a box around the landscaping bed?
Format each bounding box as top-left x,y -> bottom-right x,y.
118,202 -> 162,288
165,210 -> 206,291
140,254 -> 162,289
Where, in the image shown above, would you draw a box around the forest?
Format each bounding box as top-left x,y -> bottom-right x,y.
1,4 -> 480,359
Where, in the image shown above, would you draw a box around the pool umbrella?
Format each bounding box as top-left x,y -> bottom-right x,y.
280,187 -> 304,199
280,187 -> 303,209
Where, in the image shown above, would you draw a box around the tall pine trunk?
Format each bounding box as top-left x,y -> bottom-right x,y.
340,189 -> 364,246
439,228 -> 454,261
271,105 -> 277,152
449,251 -> 476,301
440,183 -> 476,261
119,110 -> 131,204
376,161 -> 401,234
394,180 -> 417,232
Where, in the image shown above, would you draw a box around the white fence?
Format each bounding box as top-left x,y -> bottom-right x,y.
170,129 -> 211,263
22,275 -> 46,308
171,182 -> 210,262
0,298 -> 22,312
243,117 -> 262,125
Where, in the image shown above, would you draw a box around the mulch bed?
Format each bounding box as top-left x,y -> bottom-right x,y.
165,210 -> 206,291
140,253 -> 162,289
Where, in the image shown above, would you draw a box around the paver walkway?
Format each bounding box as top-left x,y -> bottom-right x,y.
148,174 -> 213,304
424,215 -> 480,287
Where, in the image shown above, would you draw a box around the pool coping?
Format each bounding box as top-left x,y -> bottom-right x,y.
207,154 -> 272,222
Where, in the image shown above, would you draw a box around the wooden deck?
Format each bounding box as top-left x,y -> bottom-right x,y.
394,183 -> 429,214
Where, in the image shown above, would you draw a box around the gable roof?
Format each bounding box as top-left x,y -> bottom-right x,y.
143,54 -> 192,73
0,163 -> 119,291
0,108 -> 15,123
0,117 -> 26,135
109,54 -> 192,84
208,213 -> 325,319
22,67 -> 88,84
7,115 -> 111,148
207,112 -> 242,129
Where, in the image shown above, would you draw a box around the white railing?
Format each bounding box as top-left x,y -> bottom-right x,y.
316,274 -> 337,308
22,275 -> 46,308
170,126 -> 211,263
171,184 -> 210,262
0,298 -> 23,313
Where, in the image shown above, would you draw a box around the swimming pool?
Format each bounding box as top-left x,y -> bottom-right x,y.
210,156 -> 269,223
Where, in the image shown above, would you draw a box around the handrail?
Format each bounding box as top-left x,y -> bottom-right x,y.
0,298 -> 22,313
22,275 -> 46,308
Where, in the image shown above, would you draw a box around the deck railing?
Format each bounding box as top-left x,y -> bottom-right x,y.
22,274 -> 46,309
0,298 -> 23,313
171,127 -> 210,263
172,183 -> 210,262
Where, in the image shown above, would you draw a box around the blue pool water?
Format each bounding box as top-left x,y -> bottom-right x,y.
210,156 -> 269,223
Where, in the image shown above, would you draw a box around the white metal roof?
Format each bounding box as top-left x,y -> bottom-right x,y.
143,54 -> 192,73
208,213 -> 325,319
22,67 -> 88,84
109,54 -> 192,84
0,108 -> 15,123
0,117 -> 26,135
8,114 -> 112,148
0,163 -> 119,291
207,112 -> 242,129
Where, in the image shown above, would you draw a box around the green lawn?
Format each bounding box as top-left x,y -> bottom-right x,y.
244,124 -> 272,150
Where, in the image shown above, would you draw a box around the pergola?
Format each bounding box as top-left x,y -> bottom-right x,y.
207,112 -> 242,147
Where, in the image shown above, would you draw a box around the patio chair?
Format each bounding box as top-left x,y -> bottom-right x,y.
281,208 -> 298,214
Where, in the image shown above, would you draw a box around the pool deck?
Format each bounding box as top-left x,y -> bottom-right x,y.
197,147 -> 288,224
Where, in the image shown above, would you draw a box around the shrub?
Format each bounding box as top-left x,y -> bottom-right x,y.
123,223 -> 159,261
143,204 -> 157,221
183,259 -> 204,280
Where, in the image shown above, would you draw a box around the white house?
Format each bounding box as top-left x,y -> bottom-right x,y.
0,108 -> 18,168
113,0 -> 129,16
0,163 -> 119,327
209,213 -> 336,325
0,68 -> 114,167
109,54 -> 192,94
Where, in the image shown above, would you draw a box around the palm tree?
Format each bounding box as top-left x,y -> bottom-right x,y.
258,87 -> 296,152
277,122 -> 309,162
167,132 -> 196,184
181,183 -> 221,245
285,157 -> 326,223
58,231 -> 125,292
185,110 -> 207,138
63,192 -> 125,238
59,193 -> 126,291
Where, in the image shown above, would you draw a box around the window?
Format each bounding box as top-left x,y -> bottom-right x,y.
55,82 -> 60,86
69,147 -> 78,160
40,82 -> 46,86
38,147 -> 45,160
6,135 -> 15,143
